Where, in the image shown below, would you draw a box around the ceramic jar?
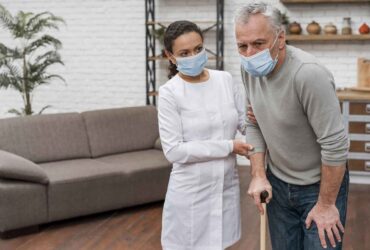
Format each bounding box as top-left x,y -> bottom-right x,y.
307,21 -> 321,35
359,23 -> 370,34
324,23 -> 337,35
289,21 -> 302,35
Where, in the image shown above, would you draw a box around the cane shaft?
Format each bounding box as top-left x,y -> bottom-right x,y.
260,203 -> 266,250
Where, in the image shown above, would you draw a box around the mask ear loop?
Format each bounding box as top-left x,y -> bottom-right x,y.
168,53 -> 178,67
271,29 -> 282,61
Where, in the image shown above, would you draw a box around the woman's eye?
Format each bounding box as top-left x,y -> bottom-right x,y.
180,52 -> 188,57
197,47 -> 203,52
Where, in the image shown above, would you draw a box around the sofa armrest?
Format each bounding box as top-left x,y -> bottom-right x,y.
0,150 -> 49,184
154,137 -> 162,150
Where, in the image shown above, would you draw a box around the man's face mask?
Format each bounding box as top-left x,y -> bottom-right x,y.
240,32 -> 281,77
174,48 -> 208,77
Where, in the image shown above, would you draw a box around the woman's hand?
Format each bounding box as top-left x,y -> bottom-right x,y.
247,105 -> 257,125
233,140 -> 254,156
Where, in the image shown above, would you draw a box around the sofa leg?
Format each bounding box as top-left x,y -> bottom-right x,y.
0,225 -> 39,239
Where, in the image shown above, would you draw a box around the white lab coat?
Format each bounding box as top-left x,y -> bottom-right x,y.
158,69 -> 246,250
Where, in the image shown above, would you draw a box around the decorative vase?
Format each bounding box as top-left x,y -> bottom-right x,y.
341,17 -> 352,35
289,21 -> 302,35
359,23 -> 370,34
306,21 -> 321,35
324,23 -> 337,35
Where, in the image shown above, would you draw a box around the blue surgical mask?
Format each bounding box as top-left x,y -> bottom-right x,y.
175,48 -> 208,77
240,34 -> 280,77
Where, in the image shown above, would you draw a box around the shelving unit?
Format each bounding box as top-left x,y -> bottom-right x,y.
145,0 -> 224,105
282,0 -> 370,42
286,34 -> 370,42
337,89 -> 370,181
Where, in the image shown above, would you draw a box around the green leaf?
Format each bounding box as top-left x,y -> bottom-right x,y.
0,4 -> 15,31
25,35 -> 62,54
25,14 -> 65,39
38,105 -> 51,114
8,108 -> 23,116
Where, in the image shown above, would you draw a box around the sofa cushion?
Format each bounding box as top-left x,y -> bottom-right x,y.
0,150 -> 49,184
82,106 -> 159,157
0,179 -> 48,232
0,113 -> 91,163
39,150 -> 171,221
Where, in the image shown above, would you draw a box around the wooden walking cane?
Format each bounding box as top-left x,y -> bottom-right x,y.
260,190 -> 269,250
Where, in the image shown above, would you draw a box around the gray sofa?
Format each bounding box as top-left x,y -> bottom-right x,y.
0,106 -> 171,237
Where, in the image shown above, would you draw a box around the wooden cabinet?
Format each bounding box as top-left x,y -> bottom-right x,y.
338,89 -> 370,174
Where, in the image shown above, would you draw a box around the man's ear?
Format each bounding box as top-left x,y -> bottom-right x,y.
165,50 -> 176,65
278,30 -> 286,50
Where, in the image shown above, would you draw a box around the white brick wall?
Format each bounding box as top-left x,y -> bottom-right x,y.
0,0 -> 369,118
0,0 -> 146,117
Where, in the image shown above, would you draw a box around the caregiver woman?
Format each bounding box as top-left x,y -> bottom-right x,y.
158,20 -> 253,250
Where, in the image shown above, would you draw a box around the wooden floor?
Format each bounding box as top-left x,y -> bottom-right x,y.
1,166 -> 369,250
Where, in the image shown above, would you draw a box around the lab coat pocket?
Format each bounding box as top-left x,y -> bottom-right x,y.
180,109 -> 211,141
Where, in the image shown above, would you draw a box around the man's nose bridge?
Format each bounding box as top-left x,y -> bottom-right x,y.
247,46 -> 258,57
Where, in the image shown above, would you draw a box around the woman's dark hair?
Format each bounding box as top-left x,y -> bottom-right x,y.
164,20 -> 203,78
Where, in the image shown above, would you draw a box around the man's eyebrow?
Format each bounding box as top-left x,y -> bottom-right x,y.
237,38 -> 267,45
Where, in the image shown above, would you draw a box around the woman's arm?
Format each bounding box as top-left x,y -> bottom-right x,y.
158,86 -> 251,164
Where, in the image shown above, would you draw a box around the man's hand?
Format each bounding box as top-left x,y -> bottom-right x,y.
305,202 -> 344,249
233,140 -> 254,156
247,105 -> 257,124
247,175 -> 272,215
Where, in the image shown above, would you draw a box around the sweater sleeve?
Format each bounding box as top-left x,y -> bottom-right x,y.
226,72 -> 247,135
241,68 -> 267,154
158,85 -> 233,164
294,63 -> 348,166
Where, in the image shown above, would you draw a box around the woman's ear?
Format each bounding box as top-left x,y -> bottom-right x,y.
165,50 -> 176,65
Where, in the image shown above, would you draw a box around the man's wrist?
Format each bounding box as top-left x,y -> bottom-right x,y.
251,167 -> 266,178
317,197 -> 336,207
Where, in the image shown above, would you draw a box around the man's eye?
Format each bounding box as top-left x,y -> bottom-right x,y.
254,43 -> 263,47
238,45 -> 247,50
197,47 -> 203,52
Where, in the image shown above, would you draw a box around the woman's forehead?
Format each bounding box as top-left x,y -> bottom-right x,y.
172,32 -> 203,52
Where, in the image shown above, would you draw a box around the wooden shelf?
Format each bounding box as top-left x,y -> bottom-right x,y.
148,55 -> 221,61
337,88 -> 370,101
286,34 -> 370,42
281,0 -> 370,3
146,21 -> 217,26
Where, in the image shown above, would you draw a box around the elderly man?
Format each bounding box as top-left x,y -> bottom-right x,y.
234,2 -> 349,250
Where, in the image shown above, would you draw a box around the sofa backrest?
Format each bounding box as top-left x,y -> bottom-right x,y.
0,113 -> 91,163
82,106 -> 159,158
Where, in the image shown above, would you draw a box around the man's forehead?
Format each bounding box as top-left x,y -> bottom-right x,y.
235,18 -> 274,43
235,26 -> 270,43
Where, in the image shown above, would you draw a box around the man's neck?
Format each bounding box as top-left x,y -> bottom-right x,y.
268,46 -> 287,77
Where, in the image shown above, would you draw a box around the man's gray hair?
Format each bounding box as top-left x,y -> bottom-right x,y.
234,2 -> 283,32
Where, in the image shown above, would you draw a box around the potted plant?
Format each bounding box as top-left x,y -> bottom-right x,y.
152,25 -> 167,58
0,4 -> 65,116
